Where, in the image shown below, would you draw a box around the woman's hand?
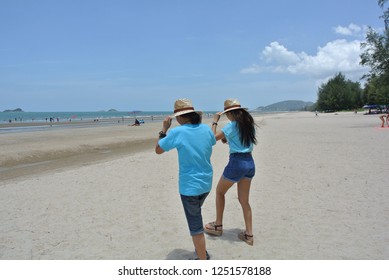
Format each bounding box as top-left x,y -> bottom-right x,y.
213,112 -> 222,123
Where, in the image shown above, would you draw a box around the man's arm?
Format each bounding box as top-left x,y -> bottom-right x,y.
155,116 -> 172,154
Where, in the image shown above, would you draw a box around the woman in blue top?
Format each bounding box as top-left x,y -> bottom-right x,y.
205,98 -> 257,246
156,99 -> 216,260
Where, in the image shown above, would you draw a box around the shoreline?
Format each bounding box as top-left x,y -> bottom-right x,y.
0,116 -> 167,133
0,111 -> 310,131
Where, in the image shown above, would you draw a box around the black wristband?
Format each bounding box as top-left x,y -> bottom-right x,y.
212,122 -> 218,126
159,131 -> 167,139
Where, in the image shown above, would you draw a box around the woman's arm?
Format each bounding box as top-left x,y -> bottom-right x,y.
215,130 -> 226,142
212,112 -> 227,142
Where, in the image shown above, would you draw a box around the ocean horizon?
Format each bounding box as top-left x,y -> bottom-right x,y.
0,110 -> 275,134
0,111 -> 173,124
0,110 -> 219,133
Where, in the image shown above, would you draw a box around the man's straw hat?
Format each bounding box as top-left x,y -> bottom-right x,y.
173,99 -> 201,117
222,98 -> 247,114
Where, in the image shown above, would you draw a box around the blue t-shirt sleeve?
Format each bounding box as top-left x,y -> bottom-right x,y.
221,122 -> 233,137
211,129 -> 217,145
158,129 -> 177,152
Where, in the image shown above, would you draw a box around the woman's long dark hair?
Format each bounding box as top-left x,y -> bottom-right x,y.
228,109 -> 257,147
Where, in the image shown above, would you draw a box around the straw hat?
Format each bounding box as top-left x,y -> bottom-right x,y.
222,98 -> 247,114
173,98 -> 201,117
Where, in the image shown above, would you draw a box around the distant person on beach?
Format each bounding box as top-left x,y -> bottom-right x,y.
379,114 -> 389,127
130,118 -> 140,126
155,99 -> 216,260
205,98 -> 257,246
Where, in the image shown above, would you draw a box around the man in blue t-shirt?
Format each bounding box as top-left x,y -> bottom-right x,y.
155,99 -> 216,260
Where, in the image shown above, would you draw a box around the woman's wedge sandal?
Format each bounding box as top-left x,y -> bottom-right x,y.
204,222 -> 223,236
238,231 -> 254,246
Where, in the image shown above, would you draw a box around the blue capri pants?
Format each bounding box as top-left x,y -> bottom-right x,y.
180,192 -> 209,236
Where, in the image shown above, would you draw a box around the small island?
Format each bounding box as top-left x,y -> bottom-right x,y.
108,109 -> 118,112
3,108 -> 24,112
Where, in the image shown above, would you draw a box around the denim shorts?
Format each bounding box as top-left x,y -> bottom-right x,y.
222,153 -> 255,183
180,192 -> 209,236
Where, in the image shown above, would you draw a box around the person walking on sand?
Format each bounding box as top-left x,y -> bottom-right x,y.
379,113 -> 389,127
155,99 -> 216,260
205,98 -> 257,246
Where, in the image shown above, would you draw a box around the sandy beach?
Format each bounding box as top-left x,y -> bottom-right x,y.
0,112 -> 388,260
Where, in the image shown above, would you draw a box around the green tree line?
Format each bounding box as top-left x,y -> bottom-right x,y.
316,0 -> 389,111
316,73 -> 363,111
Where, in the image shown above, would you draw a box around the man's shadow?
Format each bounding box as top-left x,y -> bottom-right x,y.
165,249 -> 195,260
165,228 -> 242,260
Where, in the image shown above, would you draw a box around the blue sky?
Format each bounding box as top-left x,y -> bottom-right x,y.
0,0 -> 384,111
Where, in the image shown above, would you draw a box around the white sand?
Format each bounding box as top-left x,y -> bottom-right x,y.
1,112 -> 388,259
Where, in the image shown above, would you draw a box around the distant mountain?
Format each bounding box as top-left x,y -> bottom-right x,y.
252,100 -> 314,112
3,108 -> 23,112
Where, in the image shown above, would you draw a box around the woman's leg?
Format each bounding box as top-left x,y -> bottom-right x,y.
237,178 -> 253,236
205,176 -> 235,234
214,177 -> 235,226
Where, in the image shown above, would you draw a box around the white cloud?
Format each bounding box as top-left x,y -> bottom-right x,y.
334,23 -> 363,36
288,39 -> 364,76
261,42 -> 301,64
241,24 -> 372,81
240,64 -> 262,74
241,38 -> 369,80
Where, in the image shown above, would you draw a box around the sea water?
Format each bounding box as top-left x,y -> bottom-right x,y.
0,111 -> 170,123
0,111 -> 217,133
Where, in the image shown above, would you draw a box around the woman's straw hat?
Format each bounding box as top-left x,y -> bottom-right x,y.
222,98 -> 247,114
173,98 -> 201,117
